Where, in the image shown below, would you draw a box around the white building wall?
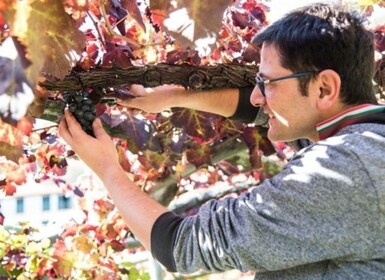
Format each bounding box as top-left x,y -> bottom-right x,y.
1,194 -> 76,227
0,158 -> 90,238
0,190 -> 84,238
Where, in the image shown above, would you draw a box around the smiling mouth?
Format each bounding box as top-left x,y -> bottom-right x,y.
267,113 -> 276,126
266,111 -> 275,120
255,109 -> 269,126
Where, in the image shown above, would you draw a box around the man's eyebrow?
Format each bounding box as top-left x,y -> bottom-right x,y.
259,72 -> 272,80
258,72 -> 267,78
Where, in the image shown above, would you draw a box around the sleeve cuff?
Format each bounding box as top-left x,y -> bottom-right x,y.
231,87 -> 261,123
151,211 -> 184,272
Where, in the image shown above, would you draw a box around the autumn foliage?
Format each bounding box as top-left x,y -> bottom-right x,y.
0,0 -> 385,278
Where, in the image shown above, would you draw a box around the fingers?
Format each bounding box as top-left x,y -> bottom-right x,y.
116,84 -> 148,108
58,112 -> 73,146
60,109 -> 107,142
116,97 -> 149,114
58,109 -> 87,144
116,100 -> 144,115
65,109 -> 85,135
116,97 -> 133,107
58,109 -> 79,144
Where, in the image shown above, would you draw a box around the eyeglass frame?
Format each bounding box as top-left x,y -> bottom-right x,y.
255,71 -> 317,97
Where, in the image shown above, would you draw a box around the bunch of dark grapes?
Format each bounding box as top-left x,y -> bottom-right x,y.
63,90 -> 96,136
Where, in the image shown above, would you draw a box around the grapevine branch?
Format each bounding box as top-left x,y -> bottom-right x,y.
39,63 -> 258,92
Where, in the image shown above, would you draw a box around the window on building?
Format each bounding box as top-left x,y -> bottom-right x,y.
58,196 -> 71,209
16,198 -> 24,213
42,195 -> 50,211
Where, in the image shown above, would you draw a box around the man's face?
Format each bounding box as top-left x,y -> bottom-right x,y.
250,43 -> 320,142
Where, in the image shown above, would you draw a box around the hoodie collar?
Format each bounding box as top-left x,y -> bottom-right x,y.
317,104 -> 385,140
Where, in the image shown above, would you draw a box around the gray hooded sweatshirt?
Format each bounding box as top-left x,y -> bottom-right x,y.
151,104 -> 385,279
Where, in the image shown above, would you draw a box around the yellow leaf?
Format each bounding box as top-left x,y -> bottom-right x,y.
359,0 -> 377,5
11,0 -> 31,40
9,0 -> 86,81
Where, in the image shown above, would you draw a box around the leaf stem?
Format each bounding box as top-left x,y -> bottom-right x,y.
99,2 -> 141,48
86,10 -> 106,49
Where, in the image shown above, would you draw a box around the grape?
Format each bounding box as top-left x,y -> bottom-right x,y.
84,98 -> 93,105
84,111 -> 95,121
74,94 -> 84,103
81,104 -> 91,112
63,90 -> 96,136
68,103 -> 77,113
75,110 -> 84,118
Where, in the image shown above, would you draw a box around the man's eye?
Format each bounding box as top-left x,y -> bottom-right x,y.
266,82 -> 277,88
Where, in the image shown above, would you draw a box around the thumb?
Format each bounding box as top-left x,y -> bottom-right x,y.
129,84 -> 148,97
92,118 -> 109,139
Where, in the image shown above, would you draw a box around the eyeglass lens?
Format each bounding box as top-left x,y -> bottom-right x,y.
256,75 -> 265,97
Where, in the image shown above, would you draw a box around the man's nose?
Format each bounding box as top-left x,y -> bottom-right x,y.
250,85 -> 265,107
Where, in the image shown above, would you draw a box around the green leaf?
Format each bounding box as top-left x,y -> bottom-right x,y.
0,242 -> 6,259
128,267 -> 150,280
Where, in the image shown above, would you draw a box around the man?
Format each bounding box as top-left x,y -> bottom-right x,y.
59,3 -> 385,279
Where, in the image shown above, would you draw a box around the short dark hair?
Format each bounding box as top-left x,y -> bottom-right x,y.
253,3 -> 378,105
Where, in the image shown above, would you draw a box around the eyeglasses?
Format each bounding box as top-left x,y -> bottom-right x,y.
255,72 -> 316,97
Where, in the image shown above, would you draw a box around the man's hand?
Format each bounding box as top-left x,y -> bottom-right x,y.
58,108 -> 120,181
119,84 -> 240,117
118,84 -> 186,114
58,108 -> 169,252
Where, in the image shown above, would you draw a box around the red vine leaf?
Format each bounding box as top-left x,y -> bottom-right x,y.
231,9 -> 251,29
3,182 -> 17,196
186,144 -> 211,168
109,239 -> 126,252
121,0 -> 146,32
166,49 -> 201,65
0,160 -> 26,195
16,117 -> 33,135
117,144 -> 131,172
249,146 -> 263,169
100,111 -> 151,150
102,42 -> 135,68
242,43 -> 261,63
170,108 -> 221,143
108,0 -> 129,35
242,126 -> 276,167
242,0 -> 268,25
217,161 -> 240,176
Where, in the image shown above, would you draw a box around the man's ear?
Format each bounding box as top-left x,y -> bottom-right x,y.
316,69 -> 341,110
